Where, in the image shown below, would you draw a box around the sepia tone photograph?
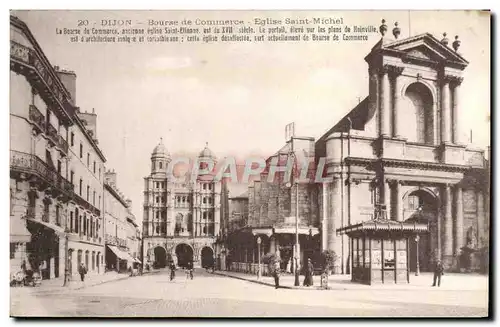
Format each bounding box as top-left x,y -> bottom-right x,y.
8,9 -> 491,317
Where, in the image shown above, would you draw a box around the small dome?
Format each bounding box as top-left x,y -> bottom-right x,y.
151,138 -> 169,158
199,142 -> 216,159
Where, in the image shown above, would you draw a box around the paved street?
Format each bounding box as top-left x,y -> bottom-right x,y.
10,268 -> 488,317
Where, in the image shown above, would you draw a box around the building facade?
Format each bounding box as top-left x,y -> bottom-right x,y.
223,137 -> 322,274
103,170 -> 139,273
315,21 -> 488,273
10,15 -> 106,281
142,140 -> 223,269
222,20 -> 489,275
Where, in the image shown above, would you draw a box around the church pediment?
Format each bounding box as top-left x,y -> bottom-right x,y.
384,33 -> 469,68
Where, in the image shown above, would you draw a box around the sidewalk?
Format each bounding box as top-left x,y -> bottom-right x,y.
10,269 -> 162,295
213,270 -> 489,291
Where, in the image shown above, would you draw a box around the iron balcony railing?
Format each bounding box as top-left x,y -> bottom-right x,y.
46,123 -> 58,146
11,41 -> 72,115
29,105 -> 45,133
73,193 -> 101,217
10,150 -> 73,195
57,134 -> 69,156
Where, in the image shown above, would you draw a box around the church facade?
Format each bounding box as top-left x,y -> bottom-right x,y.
316,20 -> 488,273
142,140 -> 223,269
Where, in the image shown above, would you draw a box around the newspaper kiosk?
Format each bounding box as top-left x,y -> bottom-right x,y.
337,205 -> 428,285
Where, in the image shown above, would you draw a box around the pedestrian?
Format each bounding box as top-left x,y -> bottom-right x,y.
186,260 -> 194,280
78,263 -> 87,282
169,261 -> 176,281
303,258 -> 314,287
432,259 -> 444,287
273,258 -> 281,289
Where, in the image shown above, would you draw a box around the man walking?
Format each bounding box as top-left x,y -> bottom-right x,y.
169,261 -> 176,281
432,259 -> 444,287
78,263 -> 87,282
273,258 -> 281,289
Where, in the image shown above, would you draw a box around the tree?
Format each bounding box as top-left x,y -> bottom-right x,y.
262,253 -> 280,274
321,250 -> 337,275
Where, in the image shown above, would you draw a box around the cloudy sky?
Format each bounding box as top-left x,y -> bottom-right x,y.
12,10 -> 490,223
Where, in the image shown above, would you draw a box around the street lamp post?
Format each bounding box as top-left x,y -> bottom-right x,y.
257,236 -> 261,279
415,206 -> 423,276
415,235 -> 420,276
63,229 -> 69,286
294,179 -> 300,287
286,149 -> 300,287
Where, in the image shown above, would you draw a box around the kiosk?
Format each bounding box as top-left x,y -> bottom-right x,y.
337,205 -> 428,285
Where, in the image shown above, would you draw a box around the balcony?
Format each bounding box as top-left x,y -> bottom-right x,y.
10,40 -> 73,125
73,193 -> 101,217
10,150 -> 73,199
46,123 -> 58,147
29,105 -> 45,134
57,134 -> 69,156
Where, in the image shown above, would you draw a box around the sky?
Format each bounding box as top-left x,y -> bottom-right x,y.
11,10 -> 491,225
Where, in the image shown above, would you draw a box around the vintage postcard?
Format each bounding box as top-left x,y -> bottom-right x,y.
9,10 -> 490,317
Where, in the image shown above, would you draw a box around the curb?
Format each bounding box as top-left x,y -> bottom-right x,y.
213,272 -> 328,290
74,269 -> 163,290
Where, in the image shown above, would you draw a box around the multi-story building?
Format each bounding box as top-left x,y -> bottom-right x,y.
10,15 -> 106,281
103,170 -> 137,273
224,137 -> 321,274
142,140 -> 223,269
315,20 -> 488,273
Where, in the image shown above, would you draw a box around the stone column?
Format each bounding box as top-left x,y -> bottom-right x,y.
443,184 -> 453,266
322,182 -> 328,251
394,181 -> 402,221
441,78 -> 451,144
379,66 -> 391,137
389,66 -> 404,138
454,186 -> 464,258
384,179 -> 391,220
477,190 -> 485,247
451,78 -> 463,144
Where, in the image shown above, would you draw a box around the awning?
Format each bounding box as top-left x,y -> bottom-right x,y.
107,245 -> 129,260
107,245 -> 136,262
121,251 -> 136,262
26,218 -> 65,235
10,219 -> 31,243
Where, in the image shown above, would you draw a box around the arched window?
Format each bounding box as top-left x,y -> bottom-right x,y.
203,197 -> 207,204
159,162 -> 163,169
203,226 -> 207,234
175,213 -> 183,234
403,83 -> 434,144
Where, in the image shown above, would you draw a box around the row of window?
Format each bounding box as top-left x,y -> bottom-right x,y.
69,172 -> 101,207
152,161 -> 165,170
155,181 -> 166,189
69,208 -> 101,240
146,222 -> 215,236
70,133 -> 102,180
70,249 -> 102,272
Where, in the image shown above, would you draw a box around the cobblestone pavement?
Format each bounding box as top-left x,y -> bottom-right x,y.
10,268 -> 489,317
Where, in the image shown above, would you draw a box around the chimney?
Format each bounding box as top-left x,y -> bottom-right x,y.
105,170 -> 117,187
55,68 -> 77,106
77,109 -> 98,141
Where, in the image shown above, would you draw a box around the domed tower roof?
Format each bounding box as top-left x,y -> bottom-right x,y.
151,138 -> 170,159
199,142 -> 216,159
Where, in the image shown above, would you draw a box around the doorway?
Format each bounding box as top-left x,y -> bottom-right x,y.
201,247 -> 214,268
175,243 -> 193,268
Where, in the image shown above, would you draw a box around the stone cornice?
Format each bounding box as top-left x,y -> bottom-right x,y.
344,156 -> 471,173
